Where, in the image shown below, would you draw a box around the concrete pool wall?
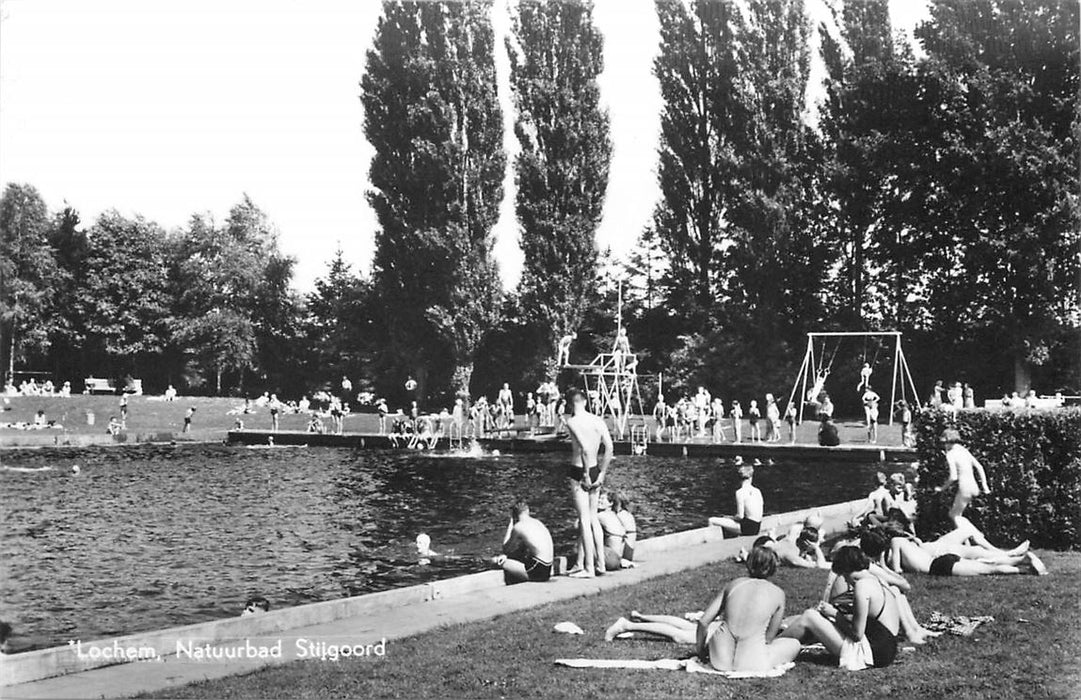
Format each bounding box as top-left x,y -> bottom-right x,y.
0,498 -> 865,693
227,429 -> 916,462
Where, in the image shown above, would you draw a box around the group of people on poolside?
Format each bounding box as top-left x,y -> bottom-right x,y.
491,389 -> 639,583
3,378 -> 71,397
376,382 -> 555,446
652,389 -> 798,445
929,380 -> 977,411
595,432 -> 1046,674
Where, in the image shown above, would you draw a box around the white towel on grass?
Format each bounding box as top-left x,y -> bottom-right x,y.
555,657 -> 795,678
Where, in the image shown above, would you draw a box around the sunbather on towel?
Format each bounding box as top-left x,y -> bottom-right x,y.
605,547 -> 801,673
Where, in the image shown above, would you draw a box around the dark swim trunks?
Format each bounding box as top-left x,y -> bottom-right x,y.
740,517 -> 761,536
566,466 -> 601,483
525,557 -> 552,582
929,553 -> 961,576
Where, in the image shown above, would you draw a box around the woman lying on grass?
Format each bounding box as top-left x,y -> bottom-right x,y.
780,546 -> 901,671
604,547 -> 801,673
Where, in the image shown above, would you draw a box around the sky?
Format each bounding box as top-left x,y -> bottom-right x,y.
0,0 -> 927,291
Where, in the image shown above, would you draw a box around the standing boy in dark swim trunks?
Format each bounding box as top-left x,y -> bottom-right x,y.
494,501 -> 555,584
709,464 -> 764,538
563,388 -> 613,578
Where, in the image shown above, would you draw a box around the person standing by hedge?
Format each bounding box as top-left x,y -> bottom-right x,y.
936,429 -> 991,527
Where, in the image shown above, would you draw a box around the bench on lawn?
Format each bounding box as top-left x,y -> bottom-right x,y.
84,377 -> 115,394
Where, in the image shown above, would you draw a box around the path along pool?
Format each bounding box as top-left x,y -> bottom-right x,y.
0,444 -> 898,651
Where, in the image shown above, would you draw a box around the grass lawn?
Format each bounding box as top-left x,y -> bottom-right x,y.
0,395 -> 902,448
141,552 -> 1081,700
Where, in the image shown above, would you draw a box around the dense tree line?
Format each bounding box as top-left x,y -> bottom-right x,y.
0,188 -> 311,396
623,0 -> 1078,412
2,0 -> 1077,408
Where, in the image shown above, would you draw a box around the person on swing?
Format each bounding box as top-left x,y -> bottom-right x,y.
857,362 -> 873,392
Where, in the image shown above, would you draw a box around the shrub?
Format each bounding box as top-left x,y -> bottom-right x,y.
914,407 -> 1081,551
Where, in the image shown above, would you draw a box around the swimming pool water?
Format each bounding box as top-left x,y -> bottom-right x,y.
0,444 -> 881,650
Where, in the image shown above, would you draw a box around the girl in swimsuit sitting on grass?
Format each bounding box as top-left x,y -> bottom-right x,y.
780,546 -> 901,671
605,547 -> 801,673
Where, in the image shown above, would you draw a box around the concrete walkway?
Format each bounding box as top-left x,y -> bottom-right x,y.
2,500 -> 863,699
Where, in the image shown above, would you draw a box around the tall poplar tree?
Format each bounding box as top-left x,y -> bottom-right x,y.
511,0 -> 612,378
362,0 -> 506,401
651,0 -> 746,315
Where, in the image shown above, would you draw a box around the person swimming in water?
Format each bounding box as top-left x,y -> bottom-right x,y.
709,464 -> 764,538
242,596 -> 271,616
494,501 -> 554,585
936,429 -> 990,526
563,388 -> 613,578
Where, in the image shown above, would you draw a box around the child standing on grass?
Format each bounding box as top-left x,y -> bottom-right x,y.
785,403 -> 798,443
765,394 -> 781,443
731,400 -> 743,443
269,394 -> 281,432
183,407 -> 195,433
747,400 -> 761,442
895,400 -> 912,446
119,393 -> 129,429
711,397 -> 726,443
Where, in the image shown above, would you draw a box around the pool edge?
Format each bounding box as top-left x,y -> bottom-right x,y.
0,499 -> 865,692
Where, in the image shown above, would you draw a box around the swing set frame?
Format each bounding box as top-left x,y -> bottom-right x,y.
786,331 -> 919,426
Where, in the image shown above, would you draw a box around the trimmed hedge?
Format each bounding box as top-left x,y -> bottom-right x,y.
914,407 -> 1081,551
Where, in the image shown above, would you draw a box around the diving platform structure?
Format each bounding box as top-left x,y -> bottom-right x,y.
564,351 -> 646,440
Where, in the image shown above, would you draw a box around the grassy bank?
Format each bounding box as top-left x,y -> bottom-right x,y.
142,551 -> 1080,700
1,395 -> 904,448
